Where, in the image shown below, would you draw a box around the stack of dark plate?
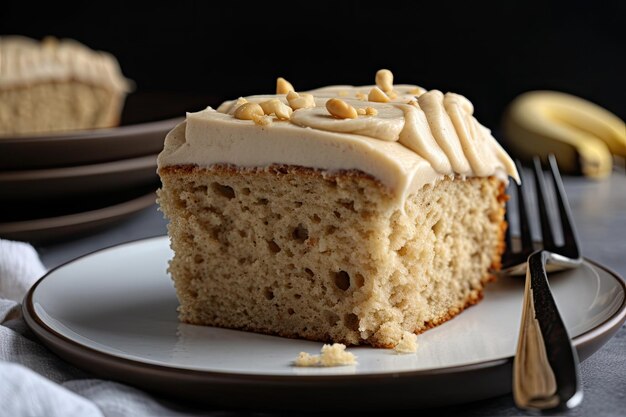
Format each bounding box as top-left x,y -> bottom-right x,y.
0,118 -> 181,243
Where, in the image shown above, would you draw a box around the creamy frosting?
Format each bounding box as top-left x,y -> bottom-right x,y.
0,36 -> 132,91
158,81 -> 519,204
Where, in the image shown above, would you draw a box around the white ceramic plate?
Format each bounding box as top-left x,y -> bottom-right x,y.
23,236 -> 626,411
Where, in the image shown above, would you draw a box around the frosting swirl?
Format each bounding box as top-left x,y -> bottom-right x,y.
158,74 -> 519,204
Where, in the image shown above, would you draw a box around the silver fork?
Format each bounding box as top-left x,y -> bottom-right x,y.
501,155 -> 583,411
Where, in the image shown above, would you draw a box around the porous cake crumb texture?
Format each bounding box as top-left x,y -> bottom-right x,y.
158,164 -> 506,348
0,82 -> 122,135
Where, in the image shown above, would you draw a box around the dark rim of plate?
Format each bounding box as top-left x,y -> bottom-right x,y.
23,235 -> 626,383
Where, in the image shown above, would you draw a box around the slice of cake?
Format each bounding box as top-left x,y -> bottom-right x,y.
157,70 -> 518,348
0,36 -> 133,136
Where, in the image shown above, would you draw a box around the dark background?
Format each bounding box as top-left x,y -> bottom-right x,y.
2,0 -> 625,130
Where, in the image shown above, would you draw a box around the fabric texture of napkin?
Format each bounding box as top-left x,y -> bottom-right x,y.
0,240 -> 45,302
0,238 -> 224,417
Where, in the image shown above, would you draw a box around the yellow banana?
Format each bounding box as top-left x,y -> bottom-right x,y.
502,91 -> 626,178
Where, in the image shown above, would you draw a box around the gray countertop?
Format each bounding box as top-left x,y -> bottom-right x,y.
35,173 -> 626,416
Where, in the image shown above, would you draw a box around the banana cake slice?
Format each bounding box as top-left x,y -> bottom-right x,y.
157,70 -> 518,348
0,36 -> 132,135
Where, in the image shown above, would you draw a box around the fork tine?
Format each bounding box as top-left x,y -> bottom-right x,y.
532,156 -> 556,251
515,160 -> 534,254
547,154 -> 581,258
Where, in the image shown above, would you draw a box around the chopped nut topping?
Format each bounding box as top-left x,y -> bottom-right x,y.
287,91 -> 316,110
276,77 -> 294,94
375,69 -> 394,93
356,106 -> 378,116
229,97 -> 249,114
286,90 -> 299,101
234,102 -> 264,120
355,92 -> 368,101
260,99 -> 293,120
407,99 -> 418,107
368,86 -> 390,103
234,97 -> 248,107
326,98 -> 358,119
252,114 -> 273,126
338,90 -> 349,97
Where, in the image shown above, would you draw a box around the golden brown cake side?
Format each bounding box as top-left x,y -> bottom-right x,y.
158,164 -> 507,348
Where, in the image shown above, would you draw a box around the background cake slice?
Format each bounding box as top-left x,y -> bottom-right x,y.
157,70 -> 518,348
0,36 -> 133,136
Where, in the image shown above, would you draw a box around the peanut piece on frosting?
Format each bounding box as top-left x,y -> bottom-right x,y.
368,86 -> 390,103
234,97 -> 248,107
234,102 -> 264,120
286,91 -> 298,101
287,91 -> 316,110
276,77 -> 294,94
355,92 -> 368,101
357,107 -> 378,116
326,98 -> 358,119
252,114 -> 273,126
375,69 -> 394,93
260,99 -> 293,120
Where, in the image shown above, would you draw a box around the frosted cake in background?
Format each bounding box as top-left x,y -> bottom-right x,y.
0,36 -> 132,135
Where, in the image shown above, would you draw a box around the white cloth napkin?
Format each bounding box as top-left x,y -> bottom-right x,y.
0,239 -> 45,302
0,239 -> 220,417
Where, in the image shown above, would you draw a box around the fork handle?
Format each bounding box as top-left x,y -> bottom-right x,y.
513,250 -> 583,410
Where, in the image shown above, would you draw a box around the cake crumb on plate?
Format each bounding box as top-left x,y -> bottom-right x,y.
394,331 -> 418,354
293,343 -> 357,367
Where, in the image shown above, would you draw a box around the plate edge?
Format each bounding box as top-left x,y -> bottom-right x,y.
22,237 -> 626,381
